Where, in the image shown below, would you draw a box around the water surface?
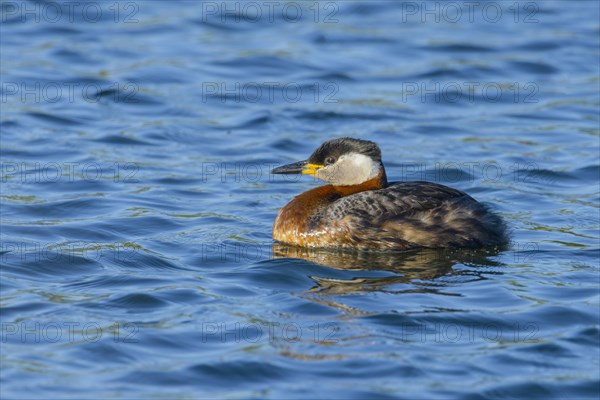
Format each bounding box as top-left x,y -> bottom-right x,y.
1,1 -> 599,398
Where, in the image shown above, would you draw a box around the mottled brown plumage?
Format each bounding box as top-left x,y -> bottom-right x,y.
272,138 -> 507,250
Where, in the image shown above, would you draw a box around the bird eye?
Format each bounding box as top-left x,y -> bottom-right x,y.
325,157 -> 336,165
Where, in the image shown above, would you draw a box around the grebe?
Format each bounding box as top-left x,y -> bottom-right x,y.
272,138 -> 507,250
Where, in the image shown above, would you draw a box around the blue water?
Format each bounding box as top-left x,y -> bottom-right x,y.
1,1 -> 599,398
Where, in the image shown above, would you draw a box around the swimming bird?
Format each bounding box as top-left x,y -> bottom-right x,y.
272,138 -> 507,250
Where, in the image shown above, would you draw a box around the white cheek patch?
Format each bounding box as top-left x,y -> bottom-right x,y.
335,153 -> 380,185
350,153 -> 380,178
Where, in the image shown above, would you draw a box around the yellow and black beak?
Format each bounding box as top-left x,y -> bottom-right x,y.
272,160 -> 324,175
